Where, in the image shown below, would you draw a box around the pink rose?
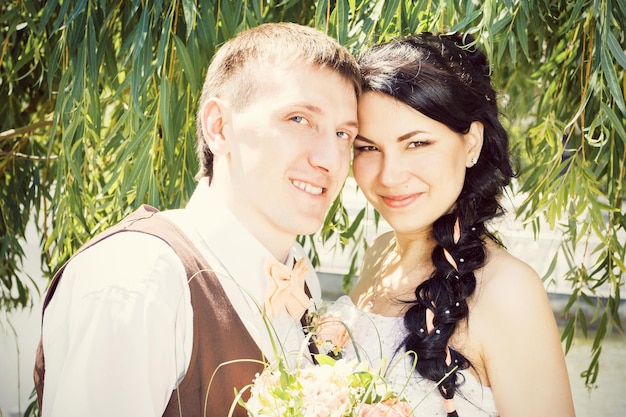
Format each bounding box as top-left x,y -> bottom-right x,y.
359,399 -> 413,417
314,314 -> 350,354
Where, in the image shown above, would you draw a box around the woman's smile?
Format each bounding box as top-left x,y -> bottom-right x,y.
381,193 -> 421,208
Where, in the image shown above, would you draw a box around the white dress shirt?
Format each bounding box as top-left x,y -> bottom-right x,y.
41,178 -> 321,417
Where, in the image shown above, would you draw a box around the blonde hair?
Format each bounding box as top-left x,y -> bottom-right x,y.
195,22 -> 360,179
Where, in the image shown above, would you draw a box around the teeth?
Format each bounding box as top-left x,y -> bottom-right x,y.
292,180 -> 323,195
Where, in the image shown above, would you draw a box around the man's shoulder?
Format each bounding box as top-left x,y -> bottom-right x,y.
45,229 -> 190,314
66,230 -> 184,278
88,206 -> 193,260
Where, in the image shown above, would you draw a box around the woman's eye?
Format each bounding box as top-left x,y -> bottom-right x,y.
354,145 -> 378,152
408,140 -> 428,148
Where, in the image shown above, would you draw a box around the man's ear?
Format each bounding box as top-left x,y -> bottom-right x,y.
200,98 -> 231,156
465,121 -> 484,167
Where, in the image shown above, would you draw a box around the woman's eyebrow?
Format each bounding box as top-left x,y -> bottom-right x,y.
355,130 -> 426,143
397,130 -> 427,141
355,134 -> 374,142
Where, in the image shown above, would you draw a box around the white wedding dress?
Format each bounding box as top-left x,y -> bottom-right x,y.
327,295 -> 499,417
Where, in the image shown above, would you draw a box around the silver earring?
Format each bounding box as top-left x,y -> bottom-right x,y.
471,157 -> 478,165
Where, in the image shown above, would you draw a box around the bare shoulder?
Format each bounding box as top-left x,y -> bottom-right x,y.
468,241 -> 558,353
476,242 -> 548,309
468,244 -> 575,415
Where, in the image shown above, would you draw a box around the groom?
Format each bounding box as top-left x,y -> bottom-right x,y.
34,22 -> 360,416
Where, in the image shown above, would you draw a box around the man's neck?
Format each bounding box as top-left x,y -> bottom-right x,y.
208,182 -> 295,262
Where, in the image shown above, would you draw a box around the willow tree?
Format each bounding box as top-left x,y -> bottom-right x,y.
1,0 -> 624,392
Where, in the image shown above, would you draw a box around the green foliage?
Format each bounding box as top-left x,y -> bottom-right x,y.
1,0 -> 624,393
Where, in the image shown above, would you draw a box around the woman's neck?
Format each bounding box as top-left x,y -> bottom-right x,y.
392,231 -> 436,268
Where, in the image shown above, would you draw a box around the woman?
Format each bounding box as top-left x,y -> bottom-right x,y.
328,33 -> 575,416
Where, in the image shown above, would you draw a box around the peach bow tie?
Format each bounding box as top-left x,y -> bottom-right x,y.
263,257 -> 310,320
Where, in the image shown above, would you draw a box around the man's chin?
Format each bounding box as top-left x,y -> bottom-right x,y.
297,227 -> 322,237
295,219 -> 325,237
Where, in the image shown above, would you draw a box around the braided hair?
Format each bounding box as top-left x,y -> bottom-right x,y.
358,33 -> 514,404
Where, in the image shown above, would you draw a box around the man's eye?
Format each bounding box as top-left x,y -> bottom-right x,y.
336,131 -> 352,141
290,116 -> 309,125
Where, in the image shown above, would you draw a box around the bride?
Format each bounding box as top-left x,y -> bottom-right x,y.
326,32 -> 575,417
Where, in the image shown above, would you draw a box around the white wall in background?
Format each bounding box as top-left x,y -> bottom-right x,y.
0,219 -> 47,417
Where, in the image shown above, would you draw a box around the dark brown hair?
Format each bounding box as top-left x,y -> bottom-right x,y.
359,32 -> 514,403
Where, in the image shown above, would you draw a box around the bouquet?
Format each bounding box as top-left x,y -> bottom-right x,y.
239,306 -> 413,416
242,354 -> 413,417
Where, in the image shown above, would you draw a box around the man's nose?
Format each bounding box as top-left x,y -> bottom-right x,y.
308,131 -> 344,173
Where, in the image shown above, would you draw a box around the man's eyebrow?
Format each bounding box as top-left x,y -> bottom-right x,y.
343,120 -> 359,130
290,103 -> 324,114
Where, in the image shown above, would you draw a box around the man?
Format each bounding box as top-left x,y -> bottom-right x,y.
34,22 -> 359,416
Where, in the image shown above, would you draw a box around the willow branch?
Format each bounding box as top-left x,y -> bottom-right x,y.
0,151 -> 58,160
0,120 -> 53,142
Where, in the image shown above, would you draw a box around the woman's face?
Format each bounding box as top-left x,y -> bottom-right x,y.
353,92 -> 483,235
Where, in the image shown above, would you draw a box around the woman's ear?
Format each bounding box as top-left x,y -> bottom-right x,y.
465,121 -> 484,167
200,98 -> 231,156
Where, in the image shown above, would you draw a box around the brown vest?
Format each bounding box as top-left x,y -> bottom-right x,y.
34,205 -> 264,416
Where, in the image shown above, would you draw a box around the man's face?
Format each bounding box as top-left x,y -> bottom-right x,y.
213,63 -> 358,249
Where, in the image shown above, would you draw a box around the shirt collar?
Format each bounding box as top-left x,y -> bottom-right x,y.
179,179 -> 320,366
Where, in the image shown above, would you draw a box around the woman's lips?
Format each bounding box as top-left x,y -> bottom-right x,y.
381,193 -> 421,208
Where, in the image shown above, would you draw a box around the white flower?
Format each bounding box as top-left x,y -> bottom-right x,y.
242,356 -> 412,417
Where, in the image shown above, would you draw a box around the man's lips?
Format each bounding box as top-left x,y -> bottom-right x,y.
291,179 -> 325,196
